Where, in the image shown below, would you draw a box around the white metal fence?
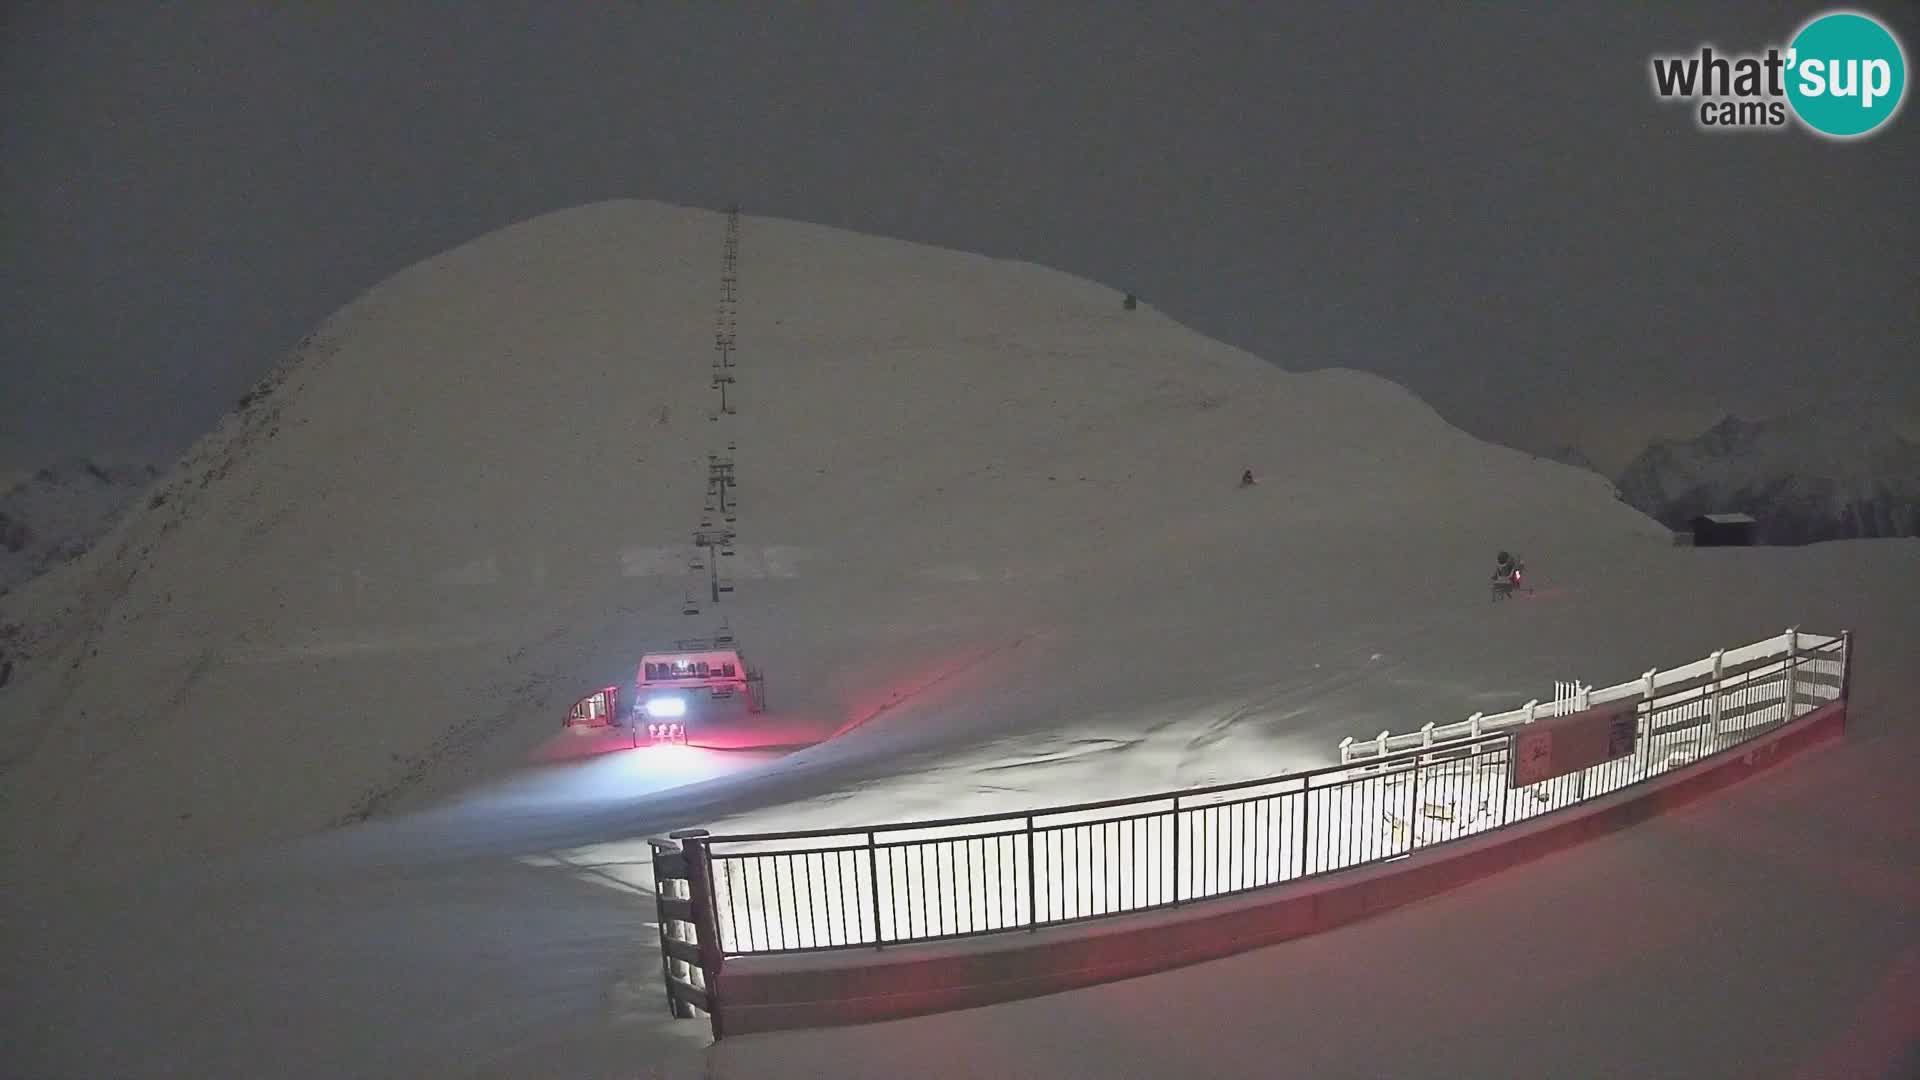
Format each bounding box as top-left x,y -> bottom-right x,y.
1339,628 -> 1837,765
676,629 -> 1847,957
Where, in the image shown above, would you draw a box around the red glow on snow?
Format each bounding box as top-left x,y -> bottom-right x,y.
1791,943 -> 1920,1080
829,637 -> 1035,740
634,740 -> 693,756
528,727 -> 638,763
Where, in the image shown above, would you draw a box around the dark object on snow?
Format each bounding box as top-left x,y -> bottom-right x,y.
1240,469 -> 1256,487
1490,553 -> 1530,601
1123,293 -> 1138,311
1689,513 -> 1758,547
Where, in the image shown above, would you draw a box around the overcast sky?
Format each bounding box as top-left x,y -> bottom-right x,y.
5,2 -> 1916,475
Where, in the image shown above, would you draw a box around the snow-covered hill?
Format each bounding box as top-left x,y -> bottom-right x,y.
0,458 -> 158,597
3,200 -> 1916,1080
1617,402 -> 1920,544
1539,443 -> 1601,476
0,199 -> 1662,877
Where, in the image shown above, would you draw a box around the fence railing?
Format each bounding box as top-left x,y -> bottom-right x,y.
648,830 -> 721,1030
652,628 -> 1848,1029
1338,628 -> 1833,764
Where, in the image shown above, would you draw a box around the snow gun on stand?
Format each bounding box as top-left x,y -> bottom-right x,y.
1490,551 -> 1532,601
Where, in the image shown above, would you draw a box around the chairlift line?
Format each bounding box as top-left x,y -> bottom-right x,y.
664,204 -> 751,633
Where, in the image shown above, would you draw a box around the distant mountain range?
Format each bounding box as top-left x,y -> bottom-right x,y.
1614,404 -> 1920,545
0,458 -> 159,596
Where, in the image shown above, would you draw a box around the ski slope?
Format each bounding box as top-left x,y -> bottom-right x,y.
3,201 -> 1914,1078
0,199 -> 1667,876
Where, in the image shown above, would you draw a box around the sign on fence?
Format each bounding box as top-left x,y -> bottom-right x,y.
1509,701 -> 1637,787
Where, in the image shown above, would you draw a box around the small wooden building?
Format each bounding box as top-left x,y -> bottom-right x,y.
1690,512 -> 1758,547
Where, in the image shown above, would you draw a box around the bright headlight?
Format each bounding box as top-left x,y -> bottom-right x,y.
644,696 -> 687,718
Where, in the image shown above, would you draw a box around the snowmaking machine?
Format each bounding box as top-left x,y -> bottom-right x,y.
1489,552 -> 1533,601
563,636 -> 766,746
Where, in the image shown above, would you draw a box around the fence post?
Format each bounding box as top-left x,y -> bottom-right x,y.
1839,629 -> 1854,703
867,831 -> 884,947
668,828 -> 725,1040
1171,797 -> 1183,906
649,837 -> 697,1020
1499,737 -> 1513,824
1408,752 -> 1423,852
1469,712 -> 1483,738
1707,649 -> 1726,743
1295,786 -> 1308,880
1374,730 -> 1389,760
1025,818 -> 1038,929
1421,722 -> 1435,748
1638,667 -> 1657,767
1782,626 -> 1799,722
1524,699 -> 1538,724
1338,736 -> 1354,764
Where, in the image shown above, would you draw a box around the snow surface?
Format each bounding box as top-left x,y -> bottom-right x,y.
0,457 -> 158,596
3,200 -> 1916,1078
695,648 -> 1840,955
708,708 -> 1920,1080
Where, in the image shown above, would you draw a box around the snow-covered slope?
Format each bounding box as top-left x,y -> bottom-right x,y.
3,201 -> 1916,1080
1539,443 -> 1601,476
0,458 -> 158,596
1617,402 -> 1920,544
0,200 -> 1660,878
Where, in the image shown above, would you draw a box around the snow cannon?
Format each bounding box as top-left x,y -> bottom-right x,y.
1489,556 -> 1532,601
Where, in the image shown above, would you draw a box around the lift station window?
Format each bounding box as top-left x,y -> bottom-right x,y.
645,659 -> 737,680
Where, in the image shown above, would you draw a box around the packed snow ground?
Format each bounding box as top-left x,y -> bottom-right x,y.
695,645 -> 1840,954
709,690 -> 1920,1080
2,202 -> 1914,1078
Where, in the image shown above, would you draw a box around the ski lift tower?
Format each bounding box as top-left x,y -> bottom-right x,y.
715,311 -> 736,367
694,526 -> 736,603
707,454 -> 737,517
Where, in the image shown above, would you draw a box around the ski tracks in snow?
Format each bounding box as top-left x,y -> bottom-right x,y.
336,621 -> 578,827
1174,604 -> 1486,772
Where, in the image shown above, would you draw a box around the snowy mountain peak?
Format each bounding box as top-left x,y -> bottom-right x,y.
0,456 -> 159,594
1617,403 -> 1920,543
16,457 -> 161,489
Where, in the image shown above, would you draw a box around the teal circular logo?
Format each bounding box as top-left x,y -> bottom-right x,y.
1786,11 -> 1907,138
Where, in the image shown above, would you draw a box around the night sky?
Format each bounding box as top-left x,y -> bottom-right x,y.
5,2 -> 1916,475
